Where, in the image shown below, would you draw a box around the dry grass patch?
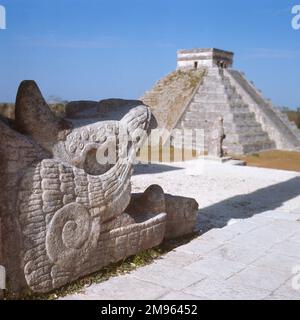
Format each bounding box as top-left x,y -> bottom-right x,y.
237,150 -> 300,172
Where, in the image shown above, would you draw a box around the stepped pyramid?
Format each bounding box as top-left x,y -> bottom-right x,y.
141,48 -> 300,155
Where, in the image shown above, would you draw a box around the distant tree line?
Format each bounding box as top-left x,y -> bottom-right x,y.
0,102 -> 67,120
0,103 -> 15,119
280,106 -> 300,129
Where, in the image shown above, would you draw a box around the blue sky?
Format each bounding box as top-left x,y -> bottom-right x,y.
0,0 -> 299,108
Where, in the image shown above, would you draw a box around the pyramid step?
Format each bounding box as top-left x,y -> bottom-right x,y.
228,95 -> 244,104
181,120 -> 210,129
185,111 -> 226,121
230,118 -> 263,127
202,74 -> 221,80
200,80 -> 223,87
193,97 -> 229,103
182,110 -> 258,126
189,103 -> 230,113
225,132 -> 272,145
224,140 -> 275,155
195,89 -> 228,97
231,112 -> 256,121
207,68 -> 221,74
189,101 -> 249,111
224,123 -> 263,134
194,93 -> 229,99
229,106 -> 252,113
199,87 -> 226,95
183,111 -> 261,125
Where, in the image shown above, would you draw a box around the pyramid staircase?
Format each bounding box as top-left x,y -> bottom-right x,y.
175,68 -> 276,154
225,69 -> 300,150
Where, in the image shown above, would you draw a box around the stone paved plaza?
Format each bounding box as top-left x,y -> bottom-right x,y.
63,160 -> 300,300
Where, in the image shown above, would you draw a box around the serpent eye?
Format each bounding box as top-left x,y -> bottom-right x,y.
83,148 -> 114,176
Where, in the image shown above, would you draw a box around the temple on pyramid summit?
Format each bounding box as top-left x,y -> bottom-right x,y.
141,48 -> 300,155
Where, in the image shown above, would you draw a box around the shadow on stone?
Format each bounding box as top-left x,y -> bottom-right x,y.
133,163 -> 184,175
198,177 -> 300,233
127,185 -> 198,240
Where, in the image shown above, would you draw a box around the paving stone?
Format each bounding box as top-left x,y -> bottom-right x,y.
221,220 -> 260,235
272,281 -> 300,300
131,261 -> 207,291
184,256 -> 246,279
261,210 -> 300,221
207,242 -> 267,265
159,291 -> 207,300
183,278 -> 269,300
226,266 -> 288,292
288,231 -> 300,244
251,252 -> 300,273
228,224 -> 292,250
198,228 -> 238,243
245,215 -> 277,226
269,240 -> 300,258
291,208 -> 300,215
158,251 -> 203,267
197,218 -> 227,233
175,238 -> 223,255
269,219 -> 300,233
81,275 -> 169,300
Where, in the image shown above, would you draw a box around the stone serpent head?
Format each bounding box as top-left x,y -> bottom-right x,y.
0,81 -> 161,294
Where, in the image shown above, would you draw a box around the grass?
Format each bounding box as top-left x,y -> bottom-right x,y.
237,150 -> 300,172
4,233 -> 198,300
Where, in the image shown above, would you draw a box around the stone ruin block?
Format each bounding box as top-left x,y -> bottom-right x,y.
0,81 -> 198,297
127,185 -> 198,240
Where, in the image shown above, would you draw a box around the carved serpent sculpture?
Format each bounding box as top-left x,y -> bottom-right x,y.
0,81 -> 167,294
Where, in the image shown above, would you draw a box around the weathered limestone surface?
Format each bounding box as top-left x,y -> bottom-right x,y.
127,185 -> 198,240
0,81 -> 198,296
